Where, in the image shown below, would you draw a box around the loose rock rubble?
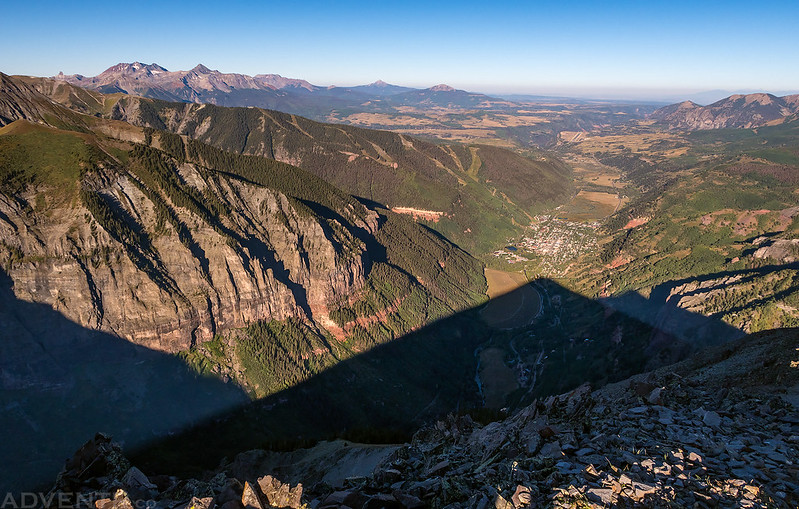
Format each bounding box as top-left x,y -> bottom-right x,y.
343,375 -> 797,508
42,330 -> 799,508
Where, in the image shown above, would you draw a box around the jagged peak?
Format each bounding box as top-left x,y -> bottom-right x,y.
252,74 -> 315,91
744,92 -> 778,105
782,94 -> 799,106
709,92 -> 780,108
370,80 -> 390,87
54,71 -> 84,81
101,62 -> 168,75
190,64 -> 212,74
429,84 -> 456,92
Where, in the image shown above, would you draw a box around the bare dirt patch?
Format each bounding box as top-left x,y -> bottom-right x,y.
623,217 -> 650,229
391,207 -> 446,223
734,209 -> 772,235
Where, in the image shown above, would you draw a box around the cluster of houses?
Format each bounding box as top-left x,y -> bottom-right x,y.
492,216 -> 599,274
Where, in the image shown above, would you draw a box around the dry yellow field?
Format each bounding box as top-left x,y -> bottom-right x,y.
561,190 -> 623,221
555,153 -> 631,221
586,174 -> 620,187
339,113 -> 437,127
481,269 -> 542,329
460,114 -> 549,128
579,190 -> 623,207
391,128 -> 517,147
571,132 -> 690,158
485,268 -> 528,298
563,154 -> 622,186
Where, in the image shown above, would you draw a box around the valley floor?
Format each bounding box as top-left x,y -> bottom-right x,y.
481,269 -> 542,329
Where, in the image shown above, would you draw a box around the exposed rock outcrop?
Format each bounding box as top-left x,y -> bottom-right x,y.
53,62 -> 318,105
38,328 -> 799,508
753,238 -> 799,264
22,73 -> 574,254
0,75 -> 395,352
652,93 -> 799,130
0,72 -> 87,128
0,157 -> 374,352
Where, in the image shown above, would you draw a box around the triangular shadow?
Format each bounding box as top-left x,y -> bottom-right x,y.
2,265 -> 746,491
126,274 -> 744,480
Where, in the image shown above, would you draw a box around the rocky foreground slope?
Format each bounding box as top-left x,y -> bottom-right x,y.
42,328 -> 799,508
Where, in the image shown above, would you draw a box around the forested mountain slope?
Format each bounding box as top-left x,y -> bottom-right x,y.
0,73 -> 487,389
21,75 -> 573,253
566,117 -> 799,335
0,73 -> 490,490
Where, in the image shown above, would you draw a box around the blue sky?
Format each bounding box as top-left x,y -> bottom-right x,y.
4,0 -> 798,99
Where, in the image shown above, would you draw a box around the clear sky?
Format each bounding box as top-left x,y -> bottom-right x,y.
3,0 -> 798,99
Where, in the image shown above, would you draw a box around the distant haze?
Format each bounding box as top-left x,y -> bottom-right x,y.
2,0 -> 798,102
491,88 -> 799,106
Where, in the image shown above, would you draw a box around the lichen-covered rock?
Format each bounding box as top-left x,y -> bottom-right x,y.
256,475 -> 302,509
240,482 -> 263,509
48,433 -> 131,500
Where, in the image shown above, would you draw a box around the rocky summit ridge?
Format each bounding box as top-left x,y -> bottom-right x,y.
651,93 -> 799,130
40,327 -> 799,508
53,63 -> 406,103
50,62 -> 514,115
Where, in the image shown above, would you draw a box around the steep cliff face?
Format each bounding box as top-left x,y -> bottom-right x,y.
0,72 -> 488,360
0,72 -> 91,129
123,98 -> 572,253
0,125 -> 376,352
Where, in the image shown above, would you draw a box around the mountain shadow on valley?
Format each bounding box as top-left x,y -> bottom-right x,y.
604,263 -> 798,345
0,269 -> 249,494
127,275 -> 743,480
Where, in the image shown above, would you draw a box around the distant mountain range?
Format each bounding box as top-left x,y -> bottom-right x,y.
20,73 -> 572,253
47,62 -> 799,139
346,79 -> 416,97
651,93 -> 799,130
54,62 -> 512,116
59,62 -> 320,99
